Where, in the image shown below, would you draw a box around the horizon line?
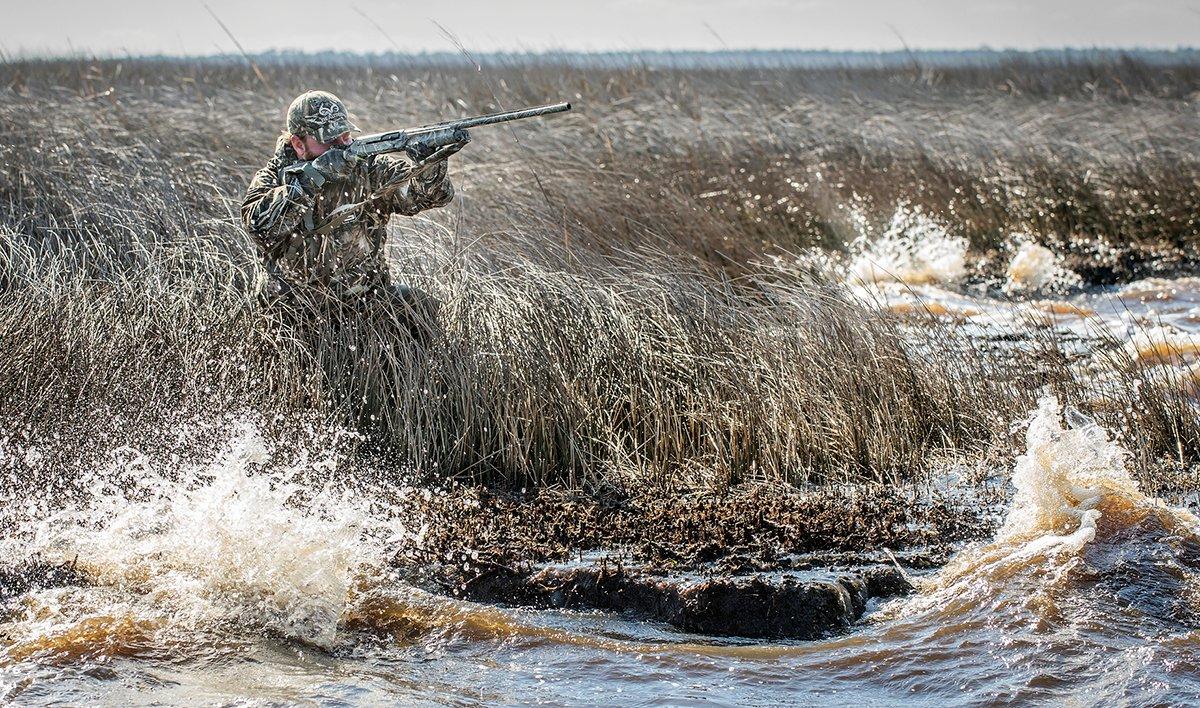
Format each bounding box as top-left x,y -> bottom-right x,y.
8,45 -> 1200,63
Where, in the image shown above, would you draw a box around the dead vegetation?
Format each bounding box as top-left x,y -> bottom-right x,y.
1,52 -> 1199,497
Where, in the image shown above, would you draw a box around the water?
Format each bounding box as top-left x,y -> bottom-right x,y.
4,382 -> 1200,704
8,228 -> 1200,704
848,217 -> 1200,407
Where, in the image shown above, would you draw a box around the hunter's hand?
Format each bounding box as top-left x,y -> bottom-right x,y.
311,148 -> 358,182
407,129 -> 471,163
445,128 -> 471,156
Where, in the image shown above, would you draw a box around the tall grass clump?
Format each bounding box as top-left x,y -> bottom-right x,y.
2,52 -> 1200,492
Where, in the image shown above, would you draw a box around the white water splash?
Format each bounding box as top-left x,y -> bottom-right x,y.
882,394 -> 1200,625
2,421 -> 408,650
997,396 -> 1137,549
1125,325 -> 1200,366
1004,240 -> 1081,294
849,205 -> 967,286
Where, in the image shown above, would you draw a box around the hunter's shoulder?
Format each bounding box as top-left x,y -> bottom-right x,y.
261,135 -> 303,169
247,136 -> 301,185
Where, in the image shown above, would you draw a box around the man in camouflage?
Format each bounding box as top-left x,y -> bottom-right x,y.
241,90 -> 464,313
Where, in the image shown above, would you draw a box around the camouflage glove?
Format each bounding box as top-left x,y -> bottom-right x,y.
406,128 -> 470,163
311,148 -> 358,181
285,179 -> 313,205
287,148 -> 359,194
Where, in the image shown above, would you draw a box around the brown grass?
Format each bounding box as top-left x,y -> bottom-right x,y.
1,53 -> 1199,494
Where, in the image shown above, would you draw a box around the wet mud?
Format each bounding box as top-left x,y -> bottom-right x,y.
0,481 -> 972,642
457,560 -> 912,639
381,482 -> 969,638
401,482 -> 990,574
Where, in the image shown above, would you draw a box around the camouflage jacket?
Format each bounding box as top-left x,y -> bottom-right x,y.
241,135 -> 453,296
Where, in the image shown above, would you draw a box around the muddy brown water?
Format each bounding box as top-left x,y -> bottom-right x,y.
6,277 -> 1200,705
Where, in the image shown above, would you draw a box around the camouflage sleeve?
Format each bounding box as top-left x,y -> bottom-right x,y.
368,154 -> 455,217
240,163 -> 314,250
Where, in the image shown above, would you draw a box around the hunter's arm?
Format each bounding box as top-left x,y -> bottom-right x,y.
367,154 -> 455,217
240,163 -> 314,249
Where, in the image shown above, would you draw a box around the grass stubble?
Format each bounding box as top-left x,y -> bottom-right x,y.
2,52 -> 1200,570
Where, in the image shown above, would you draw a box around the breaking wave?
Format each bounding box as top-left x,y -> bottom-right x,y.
893,395 -> 1200,622
855,395 -> 1200,702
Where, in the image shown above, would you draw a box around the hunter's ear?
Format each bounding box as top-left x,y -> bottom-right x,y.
289,134 -> 306,157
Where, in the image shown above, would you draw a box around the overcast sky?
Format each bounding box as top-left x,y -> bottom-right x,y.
3,0 -> 1199,57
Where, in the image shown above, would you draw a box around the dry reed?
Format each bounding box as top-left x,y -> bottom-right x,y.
2,53 -> 1198,493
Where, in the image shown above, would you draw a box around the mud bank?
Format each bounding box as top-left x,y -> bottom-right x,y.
391,482 -> 978,638
0,481 -> 971,641
455,560 -> 913,639
0,556 -> 915,641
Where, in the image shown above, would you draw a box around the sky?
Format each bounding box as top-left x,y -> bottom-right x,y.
2,0 -> 1199,57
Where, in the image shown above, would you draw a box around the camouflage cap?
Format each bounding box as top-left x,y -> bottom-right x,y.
286,90 -> 360,144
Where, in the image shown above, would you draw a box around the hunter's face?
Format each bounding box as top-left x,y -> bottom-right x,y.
293,131 -> 353,159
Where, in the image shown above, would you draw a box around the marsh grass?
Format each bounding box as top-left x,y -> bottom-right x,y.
2,53 -> 1200,492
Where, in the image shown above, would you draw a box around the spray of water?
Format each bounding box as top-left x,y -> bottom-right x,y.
0,420 -> 413,661
849,204 -> 968,286
885,395 -> 1200,626
1003,240 -> 1081,294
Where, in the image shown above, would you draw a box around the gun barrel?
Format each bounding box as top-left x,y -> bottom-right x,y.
427,102 -> 572,132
